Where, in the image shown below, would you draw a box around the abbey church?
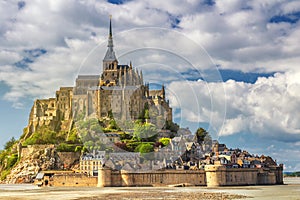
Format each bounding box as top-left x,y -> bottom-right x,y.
24,18 -> 173,136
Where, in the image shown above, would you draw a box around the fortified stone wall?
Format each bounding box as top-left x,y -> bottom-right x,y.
95,165 -> 283,187
224,168 -> 259,186
53,165 -> 282,187
257,171 -> 276,185
271,164 -> 284,184
53,173 -> 97,187
97,168 -> 206,187
205,164 -> 282,187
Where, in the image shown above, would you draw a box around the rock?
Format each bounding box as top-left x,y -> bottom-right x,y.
44,148 -> 51,157
32,152 -> 40,159
2,145 -> 80,183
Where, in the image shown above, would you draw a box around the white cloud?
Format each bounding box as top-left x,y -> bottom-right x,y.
281,1 -> 300,14
0,50 -> 22,65
168,71 -> 300,142
0,0 -> 300,146
0,36 -> 105,108
0,0 -> 300,170
177,0 -> 300,72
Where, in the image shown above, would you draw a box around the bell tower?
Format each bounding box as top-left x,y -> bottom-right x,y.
103,15 -> 118,69
101,16 -> 118,86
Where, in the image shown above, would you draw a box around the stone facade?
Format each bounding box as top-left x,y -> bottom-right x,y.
24,87 -> 73,139
50,163 -> 283,187
53,173 -> 98,187
74,19 -> 172,123
80,150 -> 106,176
23,18 -> 172,139
204,164 -> 283,187
98,169 -> 206,187
94,164 -> 283,187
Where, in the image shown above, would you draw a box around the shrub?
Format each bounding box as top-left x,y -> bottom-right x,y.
159,138 -> 170,146
135,143 -> 154,153
0,169 -> 11,181
6,154 -> 18,169
126,142 -> 142,152
75,146 -> 82,152
56,143 -> 76,152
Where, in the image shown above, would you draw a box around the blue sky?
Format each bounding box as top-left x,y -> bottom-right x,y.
1,0 -> 300,171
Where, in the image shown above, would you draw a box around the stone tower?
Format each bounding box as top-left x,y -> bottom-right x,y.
24,17 -> 174,137
101,16 -> 119,86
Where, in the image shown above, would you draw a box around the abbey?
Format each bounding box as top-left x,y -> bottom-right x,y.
24,18 -> 172,137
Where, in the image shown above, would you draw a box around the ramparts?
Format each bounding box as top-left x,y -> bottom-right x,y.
50,164 -> 283,187
98,169 -> 206,187
53,173 -> 97,187
94,164 -> 283,187
205,165 -> 281,187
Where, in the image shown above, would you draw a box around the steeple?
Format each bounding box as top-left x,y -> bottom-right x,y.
162,84 -> 165,99
109,15 -> 112,38
103,15 -> 117,63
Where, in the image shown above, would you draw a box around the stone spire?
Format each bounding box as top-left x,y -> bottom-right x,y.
162,84 -> 165,99
103,16 -> 117,62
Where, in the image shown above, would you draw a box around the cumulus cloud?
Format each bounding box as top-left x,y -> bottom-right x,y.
178,0 -> 300,72
1,0 -> 300,170
1,0 -> 300,94
0,1 -> 300,149
168,71 -> 300,143
0,50 -> 22,65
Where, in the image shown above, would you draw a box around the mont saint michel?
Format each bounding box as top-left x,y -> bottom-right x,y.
0,18 -> 283,190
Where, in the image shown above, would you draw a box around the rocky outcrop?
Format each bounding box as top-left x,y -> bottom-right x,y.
4,145 -> 80,184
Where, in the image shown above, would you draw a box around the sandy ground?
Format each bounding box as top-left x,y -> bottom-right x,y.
0,178 -> 299,200
0,186 -> 245,200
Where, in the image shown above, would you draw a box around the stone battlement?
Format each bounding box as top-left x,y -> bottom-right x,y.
95,165 -> 283,187
51,164 -> 283,187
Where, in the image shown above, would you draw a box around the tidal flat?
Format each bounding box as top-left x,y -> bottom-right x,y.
0,177 -> 299,200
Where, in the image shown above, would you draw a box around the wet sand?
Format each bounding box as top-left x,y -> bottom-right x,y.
0,178 -> 299,200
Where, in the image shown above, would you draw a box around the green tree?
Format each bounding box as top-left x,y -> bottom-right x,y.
144,109 -> 150,119
126,142 -> 141,152
108,110 -> 113,119
195,127 -> 210,143
108,119 -> 119,130
84,140 -> 95,151
0,150 -> 8,166
165,120 -> 179,132
67,128 -> 80,143
133,123 -> 158,142
56,143 -> 76,152
4,137 -> 16,151
159,138 -> 170,146
23,126 -> 58,145
115,119 -> 134,131
135,143 -> 154,153
138,102 -> 149,122
120,132 -> 132,140
75,146 -> 82,152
